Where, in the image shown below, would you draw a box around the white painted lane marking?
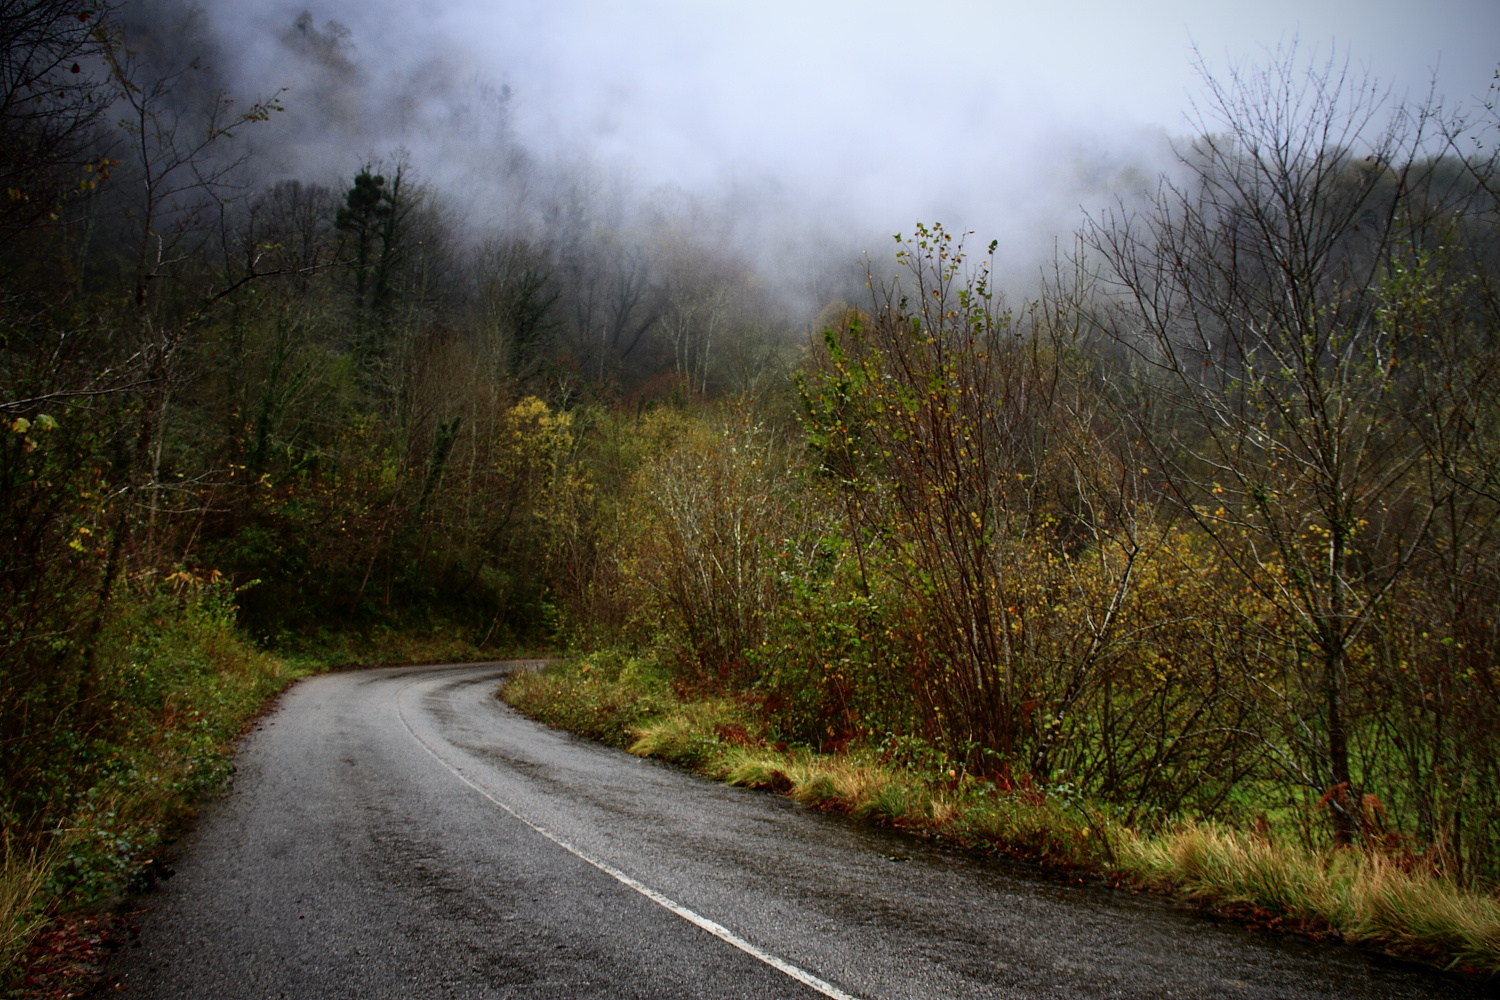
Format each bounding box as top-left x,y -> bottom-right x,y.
395,670 -> 862,1000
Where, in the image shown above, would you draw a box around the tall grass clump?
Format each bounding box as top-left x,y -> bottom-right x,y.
500,652 -> 680,748
0,843 -> 53,980
1119,824 -> 1500,973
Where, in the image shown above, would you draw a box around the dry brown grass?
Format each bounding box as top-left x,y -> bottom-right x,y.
623,705 -> 1500,975
1120,824 -> 1500,973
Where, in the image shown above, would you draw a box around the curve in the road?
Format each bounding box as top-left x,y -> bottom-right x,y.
396,672 -> 860,1000
96,662 -> 1489,999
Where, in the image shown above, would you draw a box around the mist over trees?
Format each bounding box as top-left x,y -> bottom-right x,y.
4,0 -> 1500,915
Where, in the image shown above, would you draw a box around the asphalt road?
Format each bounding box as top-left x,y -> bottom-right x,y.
98,662 -> 1486,999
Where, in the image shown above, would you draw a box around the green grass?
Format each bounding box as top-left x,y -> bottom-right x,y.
501,655 -> 1500,977
500,651 -> 682,747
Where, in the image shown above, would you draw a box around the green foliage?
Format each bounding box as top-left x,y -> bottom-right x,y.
11,571 -> 298,847
752,587 -> 913,748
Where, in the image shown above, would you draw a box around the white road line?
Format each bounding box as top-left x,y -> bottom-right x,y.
396,671 -> 863,1000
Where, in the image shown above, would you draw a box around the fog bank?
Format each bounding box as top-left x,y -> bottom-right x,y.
150,0 -> 1500,306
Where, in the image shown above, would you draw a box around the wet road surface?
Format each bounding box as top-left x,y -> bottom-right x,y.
100,662 -> 1487,998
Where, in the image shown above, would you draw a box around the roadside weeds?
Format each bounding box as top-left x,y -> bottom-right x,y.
502,657 -> 1500,979
0,641 -> 303,994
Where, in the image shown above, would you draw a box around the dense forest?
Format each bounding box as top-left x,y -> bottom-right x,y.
4,0 -> 1500,969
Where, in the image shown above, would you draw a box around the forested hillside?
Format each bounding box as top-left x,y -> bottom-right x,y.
3,0 -> 1500,979
0,1 -> 809,974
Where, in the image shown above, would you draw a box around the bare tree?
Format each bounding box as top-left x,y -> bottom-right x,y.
75,42 -> 282,662
1082,47 -> 1459,842
661,263 -> 733,394
473,236 -> 557,382
0,0 -> 112,261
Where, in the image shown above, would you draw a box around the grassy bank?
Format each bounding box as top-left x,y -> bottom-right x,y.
0,578 -> 311,991
0,583 -> 520,992
502,655 -> 1500,977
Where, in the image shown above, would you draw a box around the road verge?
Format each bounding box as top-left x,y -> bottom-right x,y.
501,655 -> 1500,978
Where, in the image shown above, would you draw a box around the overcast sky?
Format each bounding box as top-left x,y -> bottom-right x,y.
457,0 -> 1498,179
199,0 -> 1500,278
